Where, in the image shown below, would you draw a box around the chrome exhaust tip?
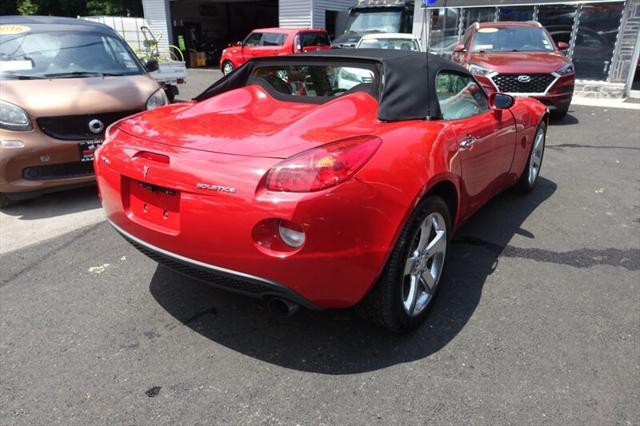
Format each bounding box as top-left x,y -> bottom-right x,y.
268,298 -> 299,317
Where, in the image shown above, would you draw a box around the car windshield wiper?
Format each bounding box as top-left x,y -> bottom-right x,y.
43,71 -> 105,78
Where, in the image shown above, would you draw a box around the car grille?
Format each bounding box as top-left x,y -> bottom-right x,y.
491,74 -> 555,94
23,162 -> 94,180
37,110 -> 141,141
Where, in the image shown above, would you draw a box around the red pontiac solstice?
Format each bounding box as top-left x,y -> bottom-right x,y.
95,50 -> 548,332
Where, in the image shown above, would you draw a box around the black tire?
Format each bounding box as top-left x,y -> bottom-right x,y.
357,196 -> 451,333
0,193 -> 17,209
550,107 -> 568,120
515,121 -> 547,194
222,60 -> 234,76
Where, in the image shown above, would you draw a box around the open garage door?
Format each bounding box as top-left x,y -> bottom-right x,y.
170,0 -> 279,67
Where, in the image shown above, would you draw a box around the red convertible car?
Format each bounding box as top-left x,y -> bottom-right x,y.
95,50 -> 548,332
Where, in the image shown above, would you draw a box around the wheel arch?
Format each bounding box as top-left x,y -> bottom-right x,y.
425,179 -> 459,230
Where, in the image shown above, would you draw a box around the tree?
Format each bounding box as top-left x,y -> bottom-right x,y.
2,0 -> 143,18
17,0 -> 39,15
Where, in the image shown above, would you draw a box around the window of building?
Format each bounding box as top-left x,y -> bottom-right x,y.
464,7 -> 496,27
537,5 -> 577,42
573,2 -> 624,80
430,8 -> 461,56
498,6 -> 535,22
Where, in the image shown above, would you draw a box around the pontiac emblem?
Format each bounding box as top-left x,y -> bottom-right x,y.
517,75 -> 532,83
143,165 -> 150,180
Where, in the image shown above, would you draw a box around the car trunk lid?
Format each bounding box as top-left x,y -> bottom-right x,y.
117,85 -> 379,159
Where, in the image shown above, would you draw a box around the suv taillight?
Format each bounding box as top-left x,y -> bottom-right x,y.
265,136 -> 382,192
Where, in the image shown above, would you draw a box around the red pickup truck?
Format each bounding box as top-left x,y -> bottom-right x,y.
220,28 -> 332,75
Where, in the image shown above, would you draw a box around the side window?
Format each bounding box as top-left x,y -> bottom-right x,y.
300,32 -> 331,47
262,33 -> 287,46
436,72 -> 489,120
244,32 -> 262,46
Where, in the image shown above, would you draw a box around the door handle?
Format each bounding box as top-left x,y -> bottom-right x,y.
459,136 -> 477,150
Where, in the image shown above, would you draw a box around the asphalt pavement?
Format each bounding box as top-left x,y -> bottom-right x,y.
1,103 -> 639,424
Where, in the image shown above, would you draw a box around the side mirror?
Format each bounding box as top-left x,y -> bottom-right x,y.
235,41 -> 243,47
453,43 -> 466,53
142,58 -> 159,73
557,41 -> 569,51
489,93 -> 514,110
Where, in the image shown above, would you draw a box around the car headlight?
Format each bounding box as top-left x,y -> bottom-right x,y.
467,63 -> 494,76
0,100 -> 32,131
555,63 -> 575,76
146,88 -> 168,110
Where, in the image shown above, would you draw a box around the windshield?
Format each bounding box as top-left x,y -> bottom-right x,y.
345,9 -> 402,34
358,38 -> 419,51
471,27 -> 556,53
0,29 -> 143,79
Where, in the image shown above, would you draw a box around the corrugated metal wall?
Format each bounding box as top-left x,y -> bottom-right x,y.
279,0 -> 355,29
312,0 -> 356,29
141,0 -> 172,55
279,0 -> 313,28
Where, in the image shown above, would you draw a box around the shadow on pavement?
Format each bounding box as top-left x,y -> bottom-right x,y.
0,186 -> 100,220
149,178 -> 557,374
549,112 -> 579,126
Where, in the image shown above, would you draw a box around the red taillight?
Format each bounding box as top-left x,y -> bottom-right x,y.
265,136 -> 382,192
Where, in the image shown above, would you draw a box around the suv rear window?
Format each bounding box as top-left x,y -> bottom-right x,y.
262,33 -> 287,46
299,32 -> 331,47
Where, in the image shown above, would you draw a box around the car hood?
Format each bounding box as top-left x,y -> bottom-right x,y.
117,85 -> 379,159
1,75 -> 159,118
467,52 -> 569,74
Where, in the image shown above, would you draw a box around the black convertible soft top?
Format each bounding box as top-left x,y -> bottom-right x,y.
194,49 -> 472,122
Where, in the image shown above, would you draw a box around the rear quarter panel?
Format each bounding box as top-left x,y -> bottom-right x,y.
354,120 -> 463,264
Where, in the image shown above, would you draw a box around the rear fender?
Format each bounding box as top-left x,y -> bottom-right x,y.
352,122 -> 462,298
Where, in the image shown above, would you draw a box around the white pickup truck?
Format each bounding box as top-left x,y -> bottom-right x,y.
80,16 -> 187,102
149,59 -> 187,102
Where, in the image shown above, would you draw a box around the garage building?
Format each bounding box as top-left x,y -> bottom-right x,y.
142,0 -> 354,65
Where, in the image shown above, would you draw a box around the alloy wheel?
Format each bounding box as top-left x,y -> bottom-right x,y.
223,62 -> 234,75
402,212 -> 447,317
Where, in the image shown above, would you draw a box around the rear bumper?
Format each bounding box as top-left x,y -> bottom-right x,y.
97,131 -> 401,309
111,220 -> 320,310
